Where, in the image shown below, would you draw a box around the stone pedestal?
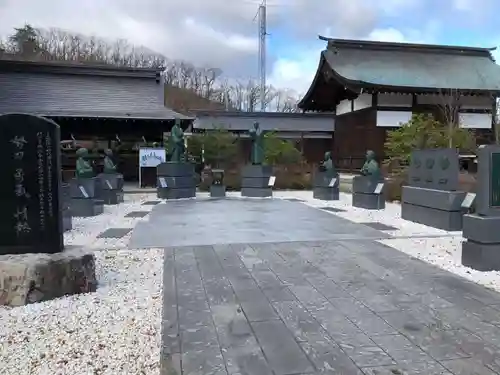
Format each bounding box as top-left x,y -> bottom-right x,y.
157,162 -> 196,200
352,176 -> 385,210
313,171 -> 339,201
241,165 -> 273,198
462,215 -> 500,271
61,183 -> 72,232
401,186 -> 466,231
97,173 -> 124,205
0,247 -> 97,307
70,178 -> 104,217
210,185 -> 226,197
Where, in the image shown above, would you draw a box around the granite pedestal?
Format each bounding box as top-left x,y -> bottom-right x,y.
157,162 -> 196,200
97,173 -> 124,205
313,171 -> 339,201
401,186 -> 466,231
61,183 -> 72,231
70,177 -> 104,217
210,185 -> 226,197
241,165 -> 273,197
462,215 -> 500,271
352,176 -> 385,209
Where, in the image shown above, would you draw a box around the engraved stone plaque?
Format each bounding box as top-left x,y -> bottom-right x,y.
328,178 -> 337,187
408,148 -> 459,191
490,153 -> 500,207
268,176 -> 276,187
461,193 -> 476,209
159,177 -> 167,188
0,113 -> 63,254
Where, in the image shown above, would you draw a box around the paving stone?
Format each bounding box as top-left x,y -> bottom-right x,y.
361,361 -> 452,375
251,320 -> 315,375
142,200 -> 161,205
440,358 -> 498,375
340,344 -> 395,368
283,198 -> 304,202
125,210 -> 150,218
261,285 -> 296,302
96,227 -> 132,238
359,222 -> 398,231
370,334 -> 434,363
235,288 -> 279,322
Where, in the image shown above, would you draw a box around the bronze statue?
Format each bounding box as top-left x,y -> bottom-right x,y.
75,148 -> 94,178
360,150 -> 381,179
320,151 -> 335,175
248,122 -> 265,165
103,149 -> 117,174
169,120 -> 185,162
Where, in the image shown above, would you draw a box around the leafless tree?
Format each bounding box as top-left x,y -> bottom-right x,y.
437,88 -> 463,148
2,24 -> 302,112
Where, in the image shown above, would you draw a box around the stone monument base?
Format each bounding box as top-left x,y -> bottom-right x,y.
157,162 -> 196,200
0,247 -> 97,307
462,241 -> 500,271
241,164 -> 273,198
352,176 -> 385,210
401,186 -> 466,231
63,213 -> 72,231
462,214 -> 500,271
210,185 -> 226,197
101,190 -> 125,205
313,171 -> 340,201
71,198 -> 104,217
97,173 -> 124,204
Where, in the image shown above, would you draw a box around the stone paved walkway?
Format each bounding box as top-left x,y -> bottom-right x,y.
144,199 -> 500,375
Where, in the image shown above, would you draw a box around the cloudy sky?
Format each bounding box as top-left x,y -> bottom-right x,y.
1,0 -> 499,95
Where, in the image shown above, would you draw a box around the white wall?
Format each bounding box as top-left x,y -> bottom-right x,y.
353,94 -> 372,111
376,111 -> 412,127
459,113 -> 492,129
337,99 -> 351,115
377,93 -> 412,107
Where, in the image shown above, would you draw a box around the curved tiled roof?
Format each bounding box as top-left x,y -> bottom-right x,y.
299,37 -> 500,109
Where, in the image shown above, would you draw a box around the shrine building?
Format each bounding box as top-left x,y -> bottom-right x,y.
298,36 -> 500,171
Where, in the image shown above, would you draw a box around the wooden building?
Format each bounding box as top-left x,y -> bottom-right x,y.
298,36 -> 500,170
192,110 -> 334,163
0,59 -> 191,180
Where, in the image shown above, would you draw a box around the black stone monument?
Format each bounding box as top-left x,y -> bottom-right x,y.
0,113 -> 64,255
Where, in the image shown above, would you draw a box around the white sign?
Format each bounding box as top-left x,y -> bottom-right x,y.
328,178 -> 337,187
139,148 -> 166,168
105,180 -> 112,189
79,185 -> 88,198
374,183 -> 384,194
159,177 -> 167,188
268,176 -> 276,187
461,193 -> 476,209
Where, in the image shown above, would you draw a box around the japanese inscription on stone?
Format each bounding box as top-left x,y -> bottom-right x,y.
0,113 -> 63,255
408,148 -> 459,191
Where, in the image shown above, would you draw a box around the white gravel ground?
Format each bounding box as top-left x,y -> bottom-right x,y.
1,194 -> 163,375
2,190 -> 500,375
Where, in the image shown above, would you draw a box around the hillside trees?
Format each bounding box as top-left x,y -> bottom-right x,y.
1,24 -> 300,112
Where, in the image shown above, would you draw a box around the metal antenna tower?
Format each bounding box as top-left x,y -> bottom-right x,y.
258,0 -> 267,111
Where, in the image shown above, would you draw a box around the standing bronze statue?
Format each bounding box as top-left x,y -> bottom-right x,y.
75,148 -> 94,178
360,150 -> 381,179
248,121 -> 266,165
169,120 -> 185,163
320,151 -> 336,176
103,149 -> 118,174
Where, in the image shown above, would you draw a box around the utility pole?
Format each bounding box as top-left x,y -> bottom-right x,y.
258,1 -> 267,111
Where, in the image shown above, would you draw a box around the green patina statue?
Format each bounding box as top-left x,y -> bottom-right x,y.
248,121 -> 266,165
320,151 -> 336,176
360,150 -> 381,179
75,148 -> 94,178
103,149 -> 118,174
169,120 -> 186,163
